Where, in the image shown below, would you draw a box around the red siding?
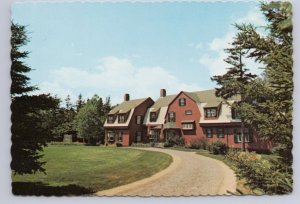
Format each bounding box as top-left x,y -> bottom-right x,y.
166,92 -> 203,144
104,97 -> 154,146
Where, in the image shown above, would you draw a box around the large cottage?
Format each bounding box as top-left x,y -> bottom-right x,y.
104,89 -> 272,151
103,94 -> 154,146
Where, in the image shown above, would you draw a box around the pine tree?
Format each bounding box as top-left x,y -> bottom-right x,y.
76,93 -> 85,112
11,23 -> 36,96
211,37 -> 257,151
234,1 -> 293,164
11,23 -> 59,175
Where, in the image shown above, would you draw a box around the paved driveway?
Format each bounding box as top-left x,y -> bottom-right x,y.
95,148 -> 236,196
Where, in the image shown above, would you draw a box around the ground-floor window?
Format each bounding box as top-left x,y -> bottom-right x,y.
118,131 -> 123,142
108,131 -> 115,141
205,128 -> 213,138
136,131 -> 142,142
217,128 -> 225,138
149,129 -> 160,142
182,123 -> 194,130
234,128 -> 252,143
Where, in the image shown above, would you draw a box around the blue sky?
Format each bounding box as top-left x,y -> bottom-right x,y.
12,1 -> 266,105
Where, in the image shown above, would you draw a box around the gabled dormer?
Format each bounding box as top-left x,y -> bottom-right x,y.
104,93 -> 152,127
144,89 -> 176,125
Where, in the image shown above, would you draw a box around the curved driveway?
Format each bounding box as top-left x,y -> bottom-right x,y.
95,148 -> 236,196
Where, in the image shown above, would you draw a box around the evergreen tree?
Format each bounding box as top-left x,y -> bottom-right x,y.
211,36 -> 257,151
234,1 -> 293,165
76,93 -> 85,112
11,23 -> 59,175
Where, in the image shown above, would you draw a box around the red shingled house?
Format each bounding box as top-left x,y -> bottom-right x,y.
104,94 -> 154,146
105,89 -> 272,151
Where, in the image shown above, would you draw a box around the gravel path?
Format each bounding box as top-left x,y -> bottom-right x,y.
95,148 -> 236,196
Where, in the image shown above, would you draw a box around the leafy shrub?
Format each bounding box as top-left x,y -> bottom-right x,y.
226,151 -> 293,194
131,143 -> 151,147
208,141 -> 227,155
189,138 -> 208,150
166,135 -> 185,147
116,142 -> 123,147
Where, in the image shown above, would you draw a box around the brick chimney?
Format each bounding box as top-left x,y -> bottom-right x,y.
124,93 -> 130,101
160,89 -> 166,97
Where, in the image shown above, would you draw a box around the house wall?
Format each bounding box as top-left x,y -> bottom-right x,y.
166,92 -> 204,144
128,98 -> 154,145
104,128 -> 129,146
200,125 -> 273,152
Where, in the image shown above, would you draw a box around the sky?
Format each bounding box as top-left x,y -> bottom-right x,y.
12,1 -> 267,105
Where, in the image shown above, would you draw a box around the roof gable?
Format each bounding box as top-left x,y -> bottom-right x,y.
150,94 -> 177,111
109,97 -> 150,114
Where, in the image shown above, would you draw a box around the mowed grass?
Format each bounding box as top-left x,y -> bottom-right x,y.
12,145 -> 172,195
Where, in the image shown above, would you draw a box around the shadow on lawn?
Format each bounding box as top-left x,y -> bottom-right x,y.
12,182 -> 93,196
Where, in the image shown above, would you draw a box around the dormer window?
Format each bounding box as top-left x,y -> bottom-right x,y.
118,114 -> 126,123
232,108 -> 241,119
179,98 -> 186,106
107,115 -> 115,123
150,112 -> 157,122
205,108 -> 217,118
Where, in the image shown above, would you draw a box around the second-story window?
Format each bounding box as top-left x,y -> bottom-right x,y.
168,112 -> 176,122
150,112 -> 157,122
205,108 -> 217,118
118,114 -> 126,123
232,108 -> 241,119
179,98 -> 186,106
185,110 -> 192,115
107,115 -> 115,123
136,115 -> 142,124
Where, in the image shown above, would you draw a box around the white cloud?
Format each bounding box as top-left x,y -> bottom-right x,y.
198,7 -> 265,76
188,42 -> 203,49
38,56 -> 203,105
236,7 -> 266,26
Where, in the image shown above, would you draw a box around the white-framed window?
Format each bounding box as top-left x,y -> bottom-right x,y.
182,123 -> 194,130
205,128 -> 213,138
118,114 -> 126,123
149,130 -> 159,142
150,112 -> 157,122
217,128 -> 225,138
136,131 -> 142,142
234,128 -> 252,143
232,108 -> 241,119
107,115 -> 115,123
136,115 -> 142,124
205,108 -> 217,118
185,110 -> 192,115
168,112 -> 176,122
118,131 -> 123,142
108,131 -> 115,141
179,98 -> 186,106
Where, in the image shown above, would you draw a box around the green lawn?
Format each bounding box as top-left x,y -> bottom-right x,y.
12,145 -> 172,196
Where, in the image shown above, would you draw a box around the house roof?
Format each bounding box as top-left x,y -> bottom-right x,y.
151,94 -> 177,111
109,97 -> 149,114
204,101 -> 222,108
184,89 -> 240,104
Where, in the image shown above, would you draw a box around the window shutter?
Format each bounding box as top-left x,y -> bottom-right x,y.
234,128 -> 238,143
174,112 -> 176,122
232,108 -> 235,119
